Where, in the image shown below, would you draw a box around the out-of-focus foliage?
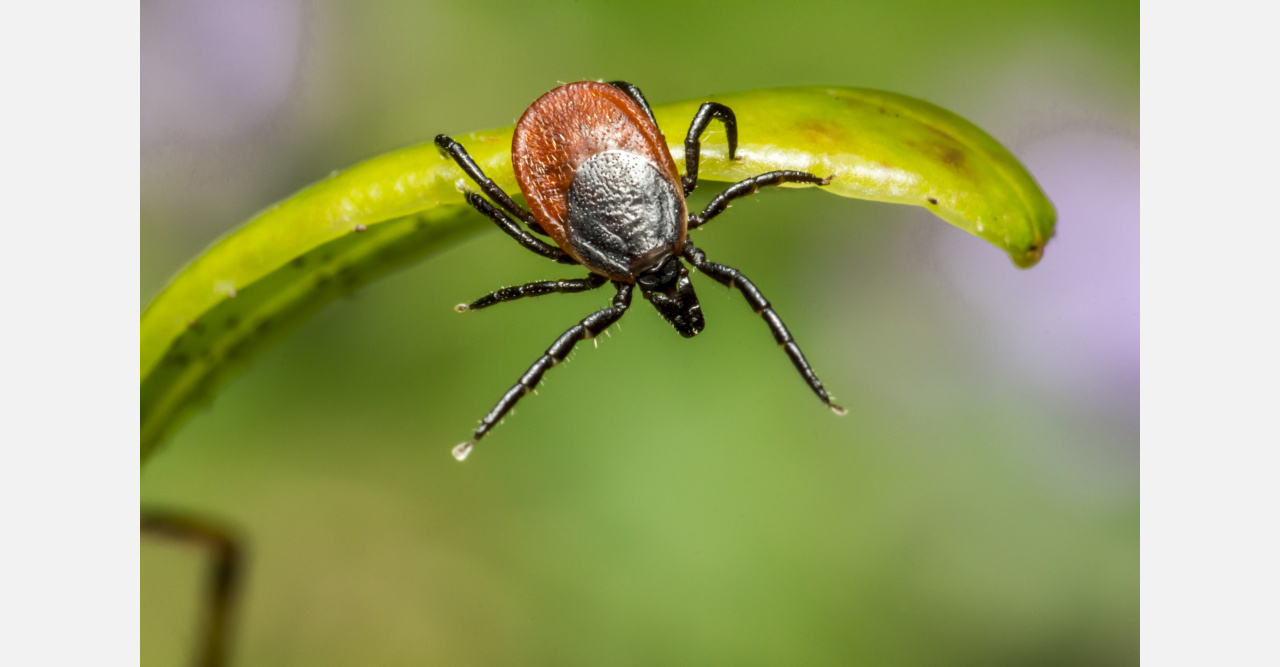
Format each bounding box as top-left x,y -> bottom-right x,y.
142,1 -> 1137,665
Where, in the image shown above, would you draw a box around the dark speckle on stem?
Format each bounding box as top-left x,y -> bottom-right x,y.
226,339 -> 249,361
926,197 -> 938,205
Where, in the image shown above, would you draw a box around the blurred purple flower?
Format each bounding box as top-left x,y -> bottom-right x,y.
142,0 -> 303,142
938,131 -> 1139,416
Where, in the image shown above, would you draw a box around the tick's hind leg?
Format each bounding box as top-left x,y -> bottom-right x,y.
682,242 -> 845,415
682,102 -> 739,196
465,193 -> 578,265
434,133 -> 548,236
453,282 -> 635,461
607,81 -> 658,126
689,171 -> 832,230
457,274 -> 608,311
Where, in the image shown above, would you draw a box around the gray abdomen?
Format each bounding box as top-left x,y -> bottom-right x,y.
565,150 -> 685,280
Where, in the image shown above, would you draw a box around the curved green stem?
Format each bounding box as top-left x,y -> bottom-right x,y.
141,85 -> 1055,464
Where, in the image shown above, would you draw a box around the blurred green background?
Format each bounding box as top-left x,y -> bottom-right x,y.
141,1 -> 1138,665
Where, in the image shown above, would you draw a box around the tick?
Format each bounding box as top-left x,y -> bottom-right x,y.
437,80 -> 843,461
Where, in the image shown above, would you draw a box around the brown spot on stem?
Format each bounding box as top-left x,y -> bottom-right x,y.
796,120 -> 845,147
225,338 -> 250,361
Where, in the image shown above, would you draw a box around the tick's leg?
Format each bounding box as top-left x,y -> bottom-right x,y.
682,102 -> 739,196
682,242 -> 845,415
141,510 -> 244,667
607,80 -> 658,126
453,282 -> 634,461
465,193 -> 578,265
688,171 -> 832,230
456,274 -> 608,312
434,134 -> 548,235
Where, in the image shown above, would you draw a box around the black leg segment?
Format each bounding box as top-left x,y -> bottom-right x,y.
682,242 -> 845,415
689,170 -> 832,230
457,274 -> 608,311
453,282 -> 635,461
682,102 -> 739,196
434,133 -> 548,236
607,80 -> 658,126
465,193 -> 578,265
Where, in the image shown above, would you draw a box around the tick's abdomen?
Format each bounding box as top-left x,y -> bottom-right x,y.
565,150 -> 683,279
511,81 -> 687,282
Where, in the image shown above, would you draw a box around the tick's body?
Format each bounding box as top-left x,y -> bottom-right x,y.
437,81 -> 843,461
514,82 -> 687,281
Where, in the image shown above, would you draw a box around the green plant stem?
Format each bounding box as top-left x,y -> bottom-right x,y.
141,86 -> 1055,464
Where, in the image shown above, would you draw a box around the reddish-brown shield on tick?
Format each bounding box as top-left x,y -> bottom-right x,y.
436,81 -> 841,461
